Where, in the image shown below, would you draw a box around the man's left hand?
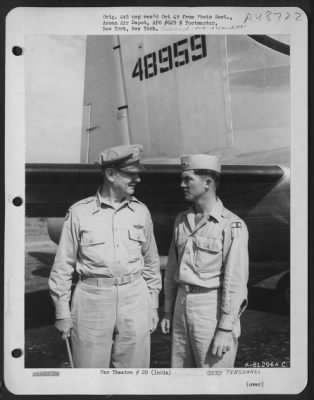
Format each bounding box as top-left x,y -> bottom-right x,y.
211,330 -> 233,358
150,308 -> 159,333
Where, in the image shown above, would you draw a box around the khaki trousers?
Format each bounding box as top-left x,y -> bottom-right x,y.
71,276 -> 151,368
171,286 -> 240,368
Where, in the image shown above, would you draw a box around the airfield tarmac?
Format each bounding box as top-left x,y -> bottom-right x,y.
25,218 -> 290,369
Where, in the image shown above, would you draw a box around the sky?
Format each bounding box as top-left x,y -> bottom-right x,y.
25,35 -> 87,163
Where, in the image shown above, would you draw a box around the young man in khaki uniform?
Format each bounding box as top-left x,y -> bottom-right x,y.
49,144 -> 161,368
161,154 -> 249,368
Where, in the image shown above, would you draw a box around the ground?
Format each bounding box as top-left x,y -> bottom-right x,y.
24,218 -> 290,369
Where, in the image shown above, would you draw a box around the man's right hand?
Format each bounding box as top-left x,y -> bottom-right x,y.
55,318 -> 73,340
160,313 -> 171,334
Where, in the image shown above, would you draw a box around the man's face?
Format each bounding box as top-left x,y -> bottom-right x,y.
181,170 -> 207,202
112,169 -> 141,197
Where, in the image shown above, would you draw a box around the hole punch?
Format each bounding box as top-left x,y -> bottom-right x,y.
11,349 -> 22,358
13,197 -> 23,207
12,46 -> 23,56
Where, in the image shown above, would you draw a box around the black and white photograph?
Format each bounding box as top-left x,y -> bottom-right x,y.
4,7 -> 308,395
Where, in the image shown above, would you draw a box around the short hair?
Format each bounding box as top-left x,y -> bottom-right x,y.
193,169 -> 220,189
100,164 -> 116,173
100,164 -> 117,182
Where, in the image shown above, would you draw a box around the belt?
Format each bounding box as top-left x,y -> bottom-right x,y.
179,282 -> 213,293
80,270 -> 142,287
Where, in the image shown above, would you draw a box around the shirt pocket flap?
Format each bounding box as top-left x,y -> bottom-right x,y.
80,233 -> 106,246
128,228 -> 146,243
195,237 -> 222,253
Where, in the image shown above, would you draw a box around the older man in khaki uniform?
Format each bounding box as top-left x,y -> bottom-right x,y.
161,154 -> 249,368
49,144 -> 161,368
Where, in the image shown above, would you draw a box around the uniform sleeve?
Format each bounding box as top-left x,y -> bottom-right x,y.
48,208 -> 79,319
218,219 -> 249,331
141,210 -> 161,309
164,217 -> 180,315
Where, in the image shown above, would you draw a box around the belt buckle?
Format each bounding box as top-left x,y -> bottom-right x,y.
113,275 -> 132,286
184,284 -> 191,293
187,284 -> 198,293
113,277 -> 121,285
189,285 -> 196,293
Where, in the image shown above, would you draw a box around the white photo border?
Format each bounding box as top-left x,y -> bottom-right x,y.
4,6 -> 308,395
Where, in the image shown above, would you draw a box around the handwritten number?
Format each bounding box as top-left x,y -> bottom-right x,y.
243,9 -> 303,24
273,12 -> 281,21
295,12 -> 302,21
265,10 -> 272,21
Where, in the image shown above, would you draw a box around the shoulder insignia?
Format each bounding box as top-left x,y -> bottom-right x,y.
133,224 -> 144,229
231,221 -> 242,238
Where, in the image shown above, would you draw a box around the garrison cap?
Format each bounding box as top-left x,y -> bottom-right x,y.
181,154 -> 221,173
97,144 -> 144,173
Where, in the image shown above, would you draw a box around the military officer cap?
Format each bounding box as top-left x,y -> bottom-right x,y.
97,144 -> 144,173
181,154 -> 221,173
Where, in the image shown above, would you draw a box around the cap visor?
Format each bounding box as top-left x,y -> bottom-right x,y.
118,163 -> 144,173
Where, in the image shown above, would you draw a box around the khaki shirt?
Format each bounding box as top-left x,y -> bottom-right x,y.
164,198 -> 249,331
49,192 -> 161,319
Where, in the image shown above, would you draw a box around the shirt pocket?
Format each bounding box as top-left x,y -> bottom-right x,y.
79,231 -> 107,265
128,228 -> 146,261
194,236 -> 222,272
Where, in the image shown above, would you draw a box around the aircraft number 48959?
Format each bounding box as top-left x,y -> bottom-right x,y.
132,35 -> 207,81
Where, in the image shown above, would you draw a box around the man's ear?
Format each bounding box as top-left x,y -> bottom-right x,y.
205,176 -> 214,190
104,167 -> 116,183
